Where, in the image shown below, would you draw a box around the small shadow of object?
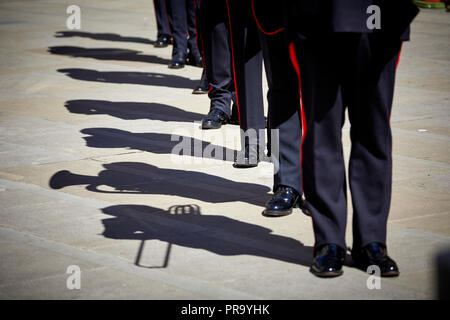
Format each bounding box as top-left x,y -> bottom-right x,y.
49,46 -> 170,65
58,68 -> 198,89
54,31 -> 155,45
65,100 -> 204,123
49,162 -> 269,207
101,204 -> 313,268
79,127 -> 238,162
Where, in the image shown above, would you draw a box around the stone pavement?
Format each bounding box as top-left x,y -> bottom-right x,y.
0,0 -> 449,300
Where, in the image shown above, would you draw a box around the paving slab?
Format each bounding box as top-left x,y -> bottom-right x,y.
0,1 -> 449,300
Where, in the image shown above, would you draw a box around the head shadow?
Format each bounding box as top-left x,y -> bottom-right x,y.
49,161 -> 269,207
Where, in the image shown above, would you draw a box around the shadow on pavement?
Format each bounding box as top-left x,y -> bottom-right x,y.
65,100 -> 204,123
54,31 -> 156,45
49,162 -> 269,206
58,68 -> 198,89
101,204 -> 313,268
49,46 -> 170,65
79,127 -> 239,162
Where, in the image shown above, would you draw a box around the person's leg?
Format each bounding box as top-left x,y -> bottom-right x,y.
348,34 -> 401,249
200,0 -> 233,118
226,0 -> 265,167
294,36 -> 349,251
186,0 -> 202,66
154,0 -> 171,37
166,0 -> 188,68
260,32 -> 302,194
345,33 -> 402,277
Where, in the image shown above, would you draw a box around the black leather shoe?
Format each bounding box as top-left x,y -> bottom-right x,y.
201,108 -> 229,129
154,34 -> 171,48
192,70 -> 209,94
352,242 -> 400,277
233,143 -> 259,168
310,244 -> 345,278
169,53 -> 186,69
186,51 -> 203,67
262,186 -> 300,217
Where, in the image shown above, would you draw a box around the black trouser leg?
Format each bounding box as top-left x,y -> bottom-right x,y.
294,36 -> 351,250
226,0 -> 265,143
349,34 -> 401,249
296,33 -> 400,250
226,0 -> 265,158
153,0 -> 171,36
186,0 -> 199,55
260,31 -> 303,194
199,0 -> 233,115
166,0 -> 188,57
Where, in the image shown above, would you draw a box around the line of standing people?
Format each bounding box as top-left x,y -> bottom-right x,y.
152,0 -> 419,278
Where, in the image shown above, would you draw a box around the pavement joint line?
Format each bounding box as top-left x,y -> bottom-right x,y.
0,178 -> 305,272
389,211 -> 450,223
0,225 -> 258,299
392,154 -> 450,169
0,265 -> 109,290
395,85 -> 450,94
396,227 -> 450,244
392,127 -> 450,142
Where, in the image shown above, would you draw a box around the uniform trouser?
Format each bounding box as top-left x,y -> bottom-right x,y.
198,0 -> 234,117
226,0 -> 265,134
153,0 -> 171,37
291,33 -> 402,250
166,0 -> 198,57
259,30 -> 303,195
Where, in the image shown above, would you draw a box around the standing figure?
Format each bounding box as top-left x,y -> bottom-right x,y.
255,0 -> 419,277
153,0 -> 172,47
165,0 -> 202,68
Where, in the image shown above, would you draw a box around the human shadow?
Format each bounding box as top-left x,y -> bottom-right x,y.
49,46 -> 170,65
58,68 -> 198,89
100,204 -> 313,268
49,162 -> 269,206
65,100 -> 204,123
80,127 -> 239,162
54,31 -> 156,45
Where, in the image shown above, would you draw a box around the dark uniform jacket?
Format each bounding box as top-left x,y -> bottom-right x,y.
252,0 -> 419,40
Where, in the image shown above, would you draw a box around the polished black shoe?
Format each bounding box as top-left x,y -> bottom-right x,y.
201,108 -> 229,129
154,34 -> 171,48
310,244 -> 346,278
352,242 -> 400,277
192,69 -> 209,94
233,143 -> 259,168
186,51 -> 203,67
297,197 -> 311,216
262,186 -> 300,217
169,53 -> 186,69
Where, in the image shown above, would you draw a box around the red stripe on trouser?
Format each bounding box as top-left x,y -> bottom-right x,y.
225,0 -> 241,125
288,42 -> 307,192
250,0 -> 285,36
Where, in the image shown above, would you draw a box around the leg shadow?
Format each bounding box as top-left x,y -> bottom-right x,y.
65,100 -> 204,122
49,46 -> 170,65
101,204 -> 313,268
58,68 -> 198,89
79,127 -> 238,162
54,31 -> 155,45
